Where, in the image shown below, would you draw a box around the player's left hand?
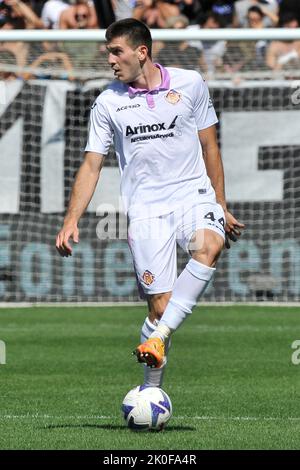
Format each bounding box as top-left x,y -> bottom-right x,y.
224,210 -> 245,249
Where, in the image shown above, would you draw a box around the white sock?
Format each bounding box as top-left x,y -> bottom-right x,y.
151,259 -> 215,340
140,317 -> 170,387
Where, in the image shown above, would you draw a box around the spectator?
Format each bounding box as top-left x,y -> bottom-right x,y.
173,1 -> 203,25
222,5 -> 270,75
234,0 -> 278,27
266,13 -> 300,70
157,1 -> 203,24
246,1 -> 278,26
112,0 -> 136,21
41,0 -> 69,29
59,0 -> 98,29
279,0 -> 300,24
132,0 -> 181,28
155,14 -> 203,69
0,0 -> 44,29
246,6 -> 269,62
23,51 -> 74,80
59,1 -> 100,73
0,48 -> 18,79
188,12 -> 226,75
210,0 -> 235,27
247,4 -> 265,27
133,1 -> 162,28
0,0 -> 44,72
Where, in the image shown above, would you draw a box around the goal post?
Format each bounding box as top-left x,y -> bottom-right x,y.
0,29 -> 299,303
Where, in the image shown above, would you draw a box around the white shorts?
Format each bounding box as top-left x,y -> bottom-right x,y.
127,202 -> 225,296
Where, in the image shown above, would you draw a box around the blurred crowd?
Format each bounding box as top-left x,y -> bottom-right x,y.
0,0 -> 300,80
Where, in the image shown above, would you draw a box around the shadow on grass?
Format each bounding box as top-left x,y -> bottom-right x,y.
42,423 -> 195,432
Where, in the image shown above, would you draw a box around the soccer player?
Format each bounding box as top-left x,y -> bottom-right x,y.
56,18 -> 245,388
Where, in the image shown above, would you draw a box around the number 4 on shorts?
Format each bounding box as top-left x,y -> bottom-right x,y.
204,212 -> 225,228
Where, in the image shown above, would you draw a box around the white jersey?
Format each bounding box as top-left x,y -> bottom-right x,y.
41,0 -> 69,29
85,65 -> 218,221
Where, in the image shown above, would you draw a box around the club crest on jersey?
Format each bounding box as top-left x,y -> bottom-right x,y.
142,270 -> 155,286
165,89 -> 181,105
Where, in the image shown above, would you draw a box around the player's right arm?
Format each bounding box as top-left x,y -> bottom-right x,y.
56,151 -> 104,257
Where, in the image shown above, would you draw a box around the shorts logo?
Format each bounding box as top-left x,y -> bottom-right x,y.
165,90 -> 181,105
142,270 -> 155,286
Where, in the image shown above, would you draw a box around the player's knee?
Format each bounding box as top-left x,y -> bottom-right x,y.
147,292 -> 171,323
191,232 -> 224,267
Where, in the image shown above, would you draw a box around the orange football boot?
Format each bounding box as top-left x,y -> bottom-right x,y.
133,338 -> 165,368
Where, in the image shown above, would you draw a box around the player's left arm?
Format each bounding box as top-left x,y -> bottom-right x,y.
198,125 -> 245,248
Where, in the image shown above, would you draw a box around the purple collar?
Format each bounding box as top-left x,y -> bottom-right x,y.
127,63 -> 170,109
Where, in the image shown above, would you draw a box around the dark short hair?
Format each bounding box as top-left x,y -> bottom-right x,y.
279,12 -> 299,27
200,11 -> 226,28
105,18 -> 152,58
247,6 -> 264,18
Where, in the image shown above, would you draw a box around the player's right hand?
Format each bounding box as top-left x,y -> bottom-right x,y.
55,223 -> 79,257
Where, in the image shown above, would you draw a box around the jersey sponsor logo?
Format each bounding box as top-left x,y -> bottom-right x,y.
116,104 -> 141,112
126,116 -> 179,137
126,122 -> 167,136
168,115 -> 180,129
130,132 -> 174,143
142,270 -> 155,286
208,97 -> 214,109
165,89 -> 181,105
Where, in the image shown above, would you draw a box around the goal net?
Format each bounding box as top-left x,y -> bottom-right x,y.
0,29 -> 300,303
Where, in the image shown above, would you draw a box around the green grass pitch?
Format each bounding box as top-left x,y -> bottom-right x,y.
1,305 -> 300,450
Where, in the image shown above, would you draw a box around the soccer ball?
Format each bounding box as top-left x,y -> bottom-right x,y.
121,385 -> 172,431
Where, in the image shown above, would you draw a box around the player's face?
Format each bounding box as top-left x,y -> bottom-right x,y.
106,36 -> 144,83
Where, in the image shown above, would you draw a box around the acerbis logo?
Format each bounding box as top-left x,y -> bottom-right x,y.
117,104 -> 141,112
126,116 -> 179,137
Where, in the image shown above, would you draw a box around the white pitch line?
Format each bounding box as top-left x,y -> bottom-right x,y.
1,415 -> 300,422
0,415 -> 114,420
189,416 -> 300,422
